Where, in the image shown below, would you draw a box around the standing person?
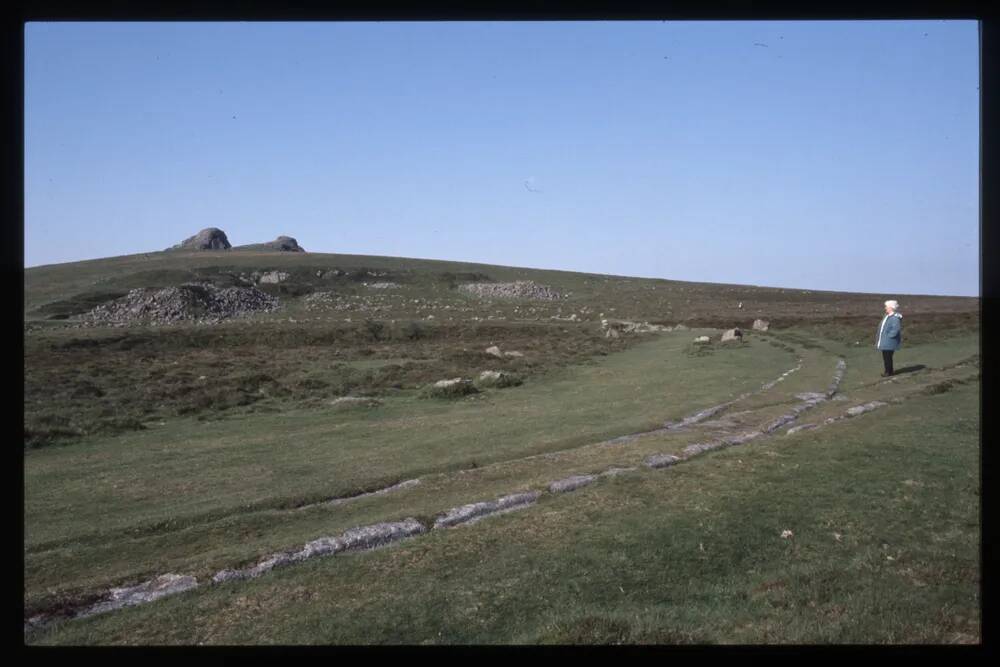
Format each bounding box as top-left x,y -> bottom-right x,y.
876,300 -> 903,376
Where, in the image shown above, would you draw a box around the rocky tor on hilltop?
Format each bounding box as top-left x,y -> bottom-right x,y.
169,228 -> 232,251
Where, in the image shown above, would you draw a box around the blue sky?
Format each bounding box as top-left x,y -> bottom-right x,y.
24,20 -> 979,296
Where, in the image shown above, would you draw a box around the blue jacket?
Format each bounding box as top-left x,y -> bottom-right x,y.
876,312 -> 902,350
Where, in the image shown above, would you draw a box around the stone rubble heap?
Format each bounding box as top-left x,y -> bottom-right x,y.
458,281 -> 563,300
80,283 -> 281,326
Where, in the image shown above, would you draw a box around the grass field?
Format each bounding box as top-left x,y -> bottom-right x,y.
23,248 -> 980,644
26,370 -> 979,645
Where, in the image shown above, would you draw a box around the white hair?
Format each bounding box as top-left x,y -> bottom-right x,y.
885,300 -> 899,311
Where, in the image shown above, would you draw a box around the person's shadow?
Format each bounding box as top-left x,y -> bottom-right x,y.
893,364 -> 927,375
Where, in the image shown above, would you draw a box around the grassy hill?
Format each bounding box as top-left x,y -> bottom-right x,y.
25,248 -> 977,326
23,248 -> 980,644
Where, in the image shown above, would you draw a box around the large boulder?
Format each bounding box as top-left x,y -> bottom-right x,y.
752,319 -> 770,331
721,328 -> 743,343
171,228 -> 231,251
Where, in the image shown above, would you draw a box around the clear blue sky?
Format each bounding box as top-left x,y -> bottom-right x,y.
25,20 -> 980,296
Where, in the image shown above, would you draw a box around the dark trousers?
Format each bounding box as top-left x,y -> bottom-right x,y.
882,350 -> 894,375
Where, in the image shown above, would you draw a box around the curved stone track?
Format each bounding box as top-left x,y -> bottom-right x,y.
24,346 -> 979,635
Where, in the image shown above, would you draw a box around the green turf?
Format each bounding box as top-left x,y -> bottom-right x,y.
24,330 -> 792,550
27,377 -> 979,645
23,248 -> 980,644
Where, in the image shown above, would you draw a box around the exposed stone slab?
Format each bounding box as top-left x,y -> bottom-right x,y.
763,413 -> 798,433
434,491 -> 541,529
599,466 -> 638,477
548,475 -> 598,494
322,479 -> 421,508
212,519 -> 426,584
434,501 -> 499,528
463,492 -> 542,526
337,518 -> 427,552
496,491 -> 542,511
682,441 -> 724,456
786,424 -> 818,435
664,403 -> 728,430
720,430 -> 762,446
211,569 -> 248,584
602,433 -> 641,446
77,574 -> 198,619
846,401 -> 888,417
645,453 -> 683,468
297,536 -> 343,560
293,479 -> 420,512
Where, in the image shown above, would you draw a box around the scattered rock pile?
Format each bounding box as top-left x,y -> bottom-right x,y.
80,284 -> 280,326
458,281 -> 562,300
304,291 -> 337,309
601,319 -> 671,338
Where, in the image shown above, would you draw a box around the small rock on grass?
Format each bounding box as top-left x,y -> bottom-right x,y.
329,396 -> 382,408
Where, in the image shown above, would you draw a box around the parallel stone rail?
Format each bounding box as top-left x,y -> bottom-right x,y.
434,492 -> 542,528
36,356 -> 975,636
